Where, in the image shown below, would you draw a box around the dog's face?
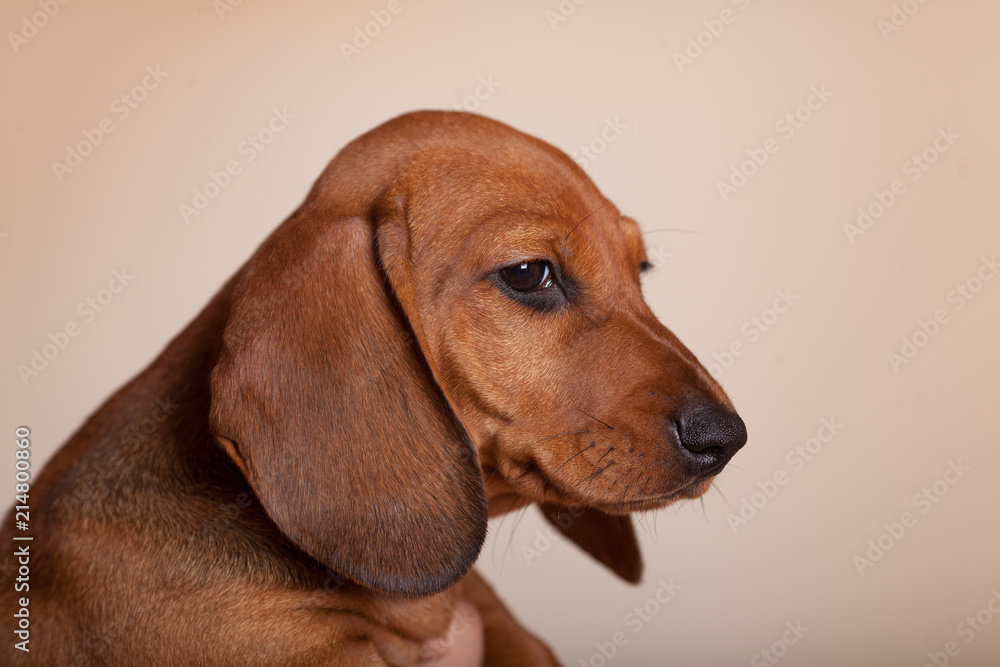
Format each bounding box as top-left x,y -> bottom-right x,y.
211,111 -> 746,595
389,125 -> 746,517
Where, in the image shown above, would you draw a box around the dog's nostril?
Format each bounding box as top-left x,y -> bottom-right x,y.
697,446 -> 723,461
674,405 -> 747,475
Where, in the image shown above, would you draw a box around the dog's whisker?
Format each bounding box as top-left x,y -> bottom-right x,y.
637,507 -> 655,539
712,484 -> 734,511
619,481 -> 631,510
544,442 -> 597,483
576,409 -> 615,431
511,430 -> 589,457
490,508 -> 512,574
565,204 -> 606,239
482,429 -> 589,489
636,509 -> 654,539
594,445 -> 615,465
641,227 -> 707,236
543,222 -> 562,240
502,504 -> 533,569
567,461 -> 616,497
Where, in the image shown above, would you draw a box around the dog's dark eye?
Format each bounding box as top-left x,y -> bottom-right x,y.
500,261 -> 554,292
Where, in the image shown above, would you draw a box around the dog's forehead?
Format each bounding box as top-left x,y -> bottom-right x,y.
424,202 -> 648,280
390,118 -> 647,272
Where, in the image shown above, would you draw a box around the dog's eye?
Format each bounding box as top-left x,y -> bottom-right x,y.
500,261 -> 554,292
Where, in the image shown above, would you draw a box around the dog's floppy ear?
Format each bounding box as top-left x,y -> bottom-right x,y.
209,210 -> 487,597
540,504 -> 642,583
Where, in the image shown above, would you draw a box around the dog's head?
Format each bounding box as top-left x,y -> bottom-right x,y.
209,111 -> 746,597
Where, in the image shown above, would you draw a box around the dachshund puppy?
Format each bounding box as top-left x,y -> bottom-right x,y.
2,111 -> 746,666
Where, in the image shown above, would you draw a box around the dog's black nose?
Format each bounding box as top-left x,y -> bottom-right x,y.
674,404 -> 747,476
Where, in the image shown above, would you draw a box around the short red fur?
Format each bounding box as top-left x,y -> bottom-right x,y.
2,111 -> 743,666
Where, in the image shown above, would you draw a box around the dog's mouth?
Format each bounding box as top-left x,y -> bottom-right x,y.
486,465 -> 724,520
699,456 -> 732,478
585,475 -> 717,515
484,445 -> 730,516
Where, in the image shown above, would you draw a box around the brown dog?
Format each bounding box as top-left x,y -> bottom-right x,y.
2,111 -> 746,666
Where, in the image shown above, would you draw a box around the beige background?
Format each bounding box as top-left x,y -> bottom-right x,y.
3,1 -> 999,665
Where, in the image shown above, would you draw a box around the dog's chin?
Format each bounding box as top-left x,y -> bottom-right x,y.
677,475 -> 717,499
485,470 -> 720,517
586,476 -> 718,515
